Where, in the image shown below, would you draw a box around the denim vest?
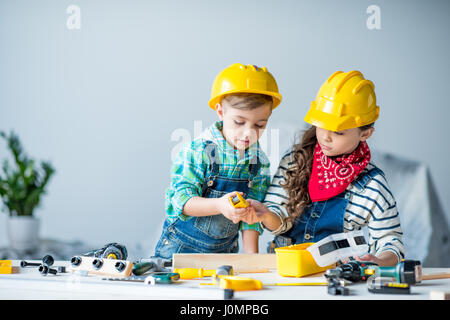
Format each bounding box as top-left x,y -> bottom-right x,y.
268,166 -> 384,252
155,141 -> 261,259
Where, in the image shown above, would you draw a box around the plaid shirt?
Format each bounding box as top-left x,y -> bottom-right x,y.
165,121 -> 271,234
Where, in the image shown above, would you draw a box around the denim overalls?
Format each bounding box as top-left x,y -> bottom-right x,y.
155,141 -> 260,259
268,166 -> 384,252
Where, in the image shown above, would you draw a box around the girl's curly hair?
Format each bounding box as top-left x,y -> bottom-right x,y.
280,126 -> 317,223
281,124 -> 374,223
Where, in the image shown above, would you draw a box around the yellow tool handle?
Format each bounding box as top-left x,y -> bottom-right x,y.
264,282 -> 328,286
174,268 -> 205,279
218,276 -> 263,291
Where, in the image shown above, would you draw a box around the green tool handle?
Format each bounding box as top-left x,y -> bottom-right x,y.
377,266 -> 401,282
132,262 -> 156,276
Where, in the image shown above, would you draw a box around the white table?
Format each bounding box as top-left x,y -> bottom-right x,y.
1,260 -> 449,300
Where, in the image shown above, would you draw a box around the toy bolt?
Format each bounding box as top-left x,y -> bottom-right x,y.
71,256 -> 82,267
20,261 -> 41,268
20,254 -> 55,268
115,261 -> 126,272
92,258 -> 103,270
38,264 -> 57,276
42,255 -> 54,267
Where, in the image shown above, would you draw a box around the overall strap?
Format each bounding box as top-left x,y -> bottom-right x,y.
352,165 -> 385,191
247,155 -> 261,187
201,141 -> 220,195
204,141 -> 220,176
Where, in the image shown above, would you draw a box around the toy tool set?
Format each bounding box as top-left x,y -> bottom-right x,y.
4,234 -> 450,299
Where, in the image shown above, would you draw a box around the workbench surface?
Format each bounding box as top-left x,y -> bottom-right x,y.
1,261 -> 449,300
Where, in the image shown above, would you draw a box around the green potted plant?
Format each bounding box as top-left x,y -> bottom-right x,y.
0,130 -> 55,252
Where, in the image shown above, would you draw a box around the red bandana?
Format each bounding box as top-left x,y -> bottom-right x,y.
309,141 -> 371,202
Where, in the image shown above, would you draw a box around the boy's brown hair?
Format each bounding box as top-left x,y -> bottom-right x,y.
222,93 -> 273,110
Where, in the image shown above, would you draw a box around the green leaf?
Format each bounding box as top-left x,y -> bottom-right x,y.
0,130 -> 55,216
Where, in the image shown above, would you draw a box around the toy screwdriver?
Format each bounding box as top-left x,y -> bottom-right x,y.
145,272 -> 180,285
367,280 -> 411,294
173,266 -> 233,279
103,272 -> 180,284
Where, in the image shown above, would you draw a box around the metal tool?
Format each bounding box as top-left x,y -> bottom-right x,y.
102,272 -> 180,285
144,272 -> 180,285
132,257 -> 172,276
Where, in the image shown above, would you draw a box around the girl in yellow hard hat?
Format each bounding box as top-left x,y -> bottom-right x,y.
242,70 -> 405,267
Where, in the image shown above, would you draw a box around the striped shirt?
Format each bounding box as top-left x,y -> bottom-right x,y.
165,121 -> 271,234
263,150 -> 405,261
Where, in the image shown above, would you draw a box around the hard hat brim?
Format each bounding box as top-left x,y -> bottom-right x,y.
304,104 -> 377,132
208,89 -> 282,110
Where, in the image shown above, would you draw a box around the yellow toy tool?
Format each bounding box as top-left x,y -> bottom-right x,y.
218,276 -> 263,291
229,193 -> 249,208
174,266 -> 233,279
0,260 -> 12,274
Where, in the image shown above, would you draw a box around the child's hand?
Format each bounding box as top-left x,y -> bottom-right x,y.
218,192 -> 250,224
354,252 -> 399,267
240,199 -> 271,225
340,252 -> 398,267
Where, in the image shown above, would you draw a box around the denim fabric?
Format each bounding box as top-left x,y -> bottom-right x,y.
268,167 -> 383,252
155,142 -> 260,258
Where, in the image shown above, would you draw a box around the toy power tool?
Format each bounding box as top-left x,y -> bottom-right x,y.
326,259 -> 422,284
82,242 -> 128,260
325,259 -> 422,295
325,260 -> 378,282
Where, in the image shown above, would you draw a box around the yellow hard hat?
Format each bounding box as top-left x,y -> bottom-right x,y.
304,70 -> 379,132
209,63 -> 282,110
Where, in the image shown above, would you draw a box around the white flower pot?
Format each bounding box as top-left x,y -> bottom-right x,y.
7,216 -> 40,252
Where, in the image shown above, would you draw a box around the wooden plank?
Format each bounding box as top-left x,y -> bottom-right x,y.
172,253 -> 277,270
67,256 -> 133,278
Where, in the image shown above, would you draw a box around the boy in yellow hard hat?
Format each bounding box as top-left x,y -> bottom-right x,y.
242,70 -> 405,266
154,63 -> 282,257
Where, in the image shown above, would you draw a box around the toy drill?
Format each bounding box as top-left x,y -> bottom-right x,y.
82,242 -> 128,260
325,259 -> 422,295
326,259 -> 422,284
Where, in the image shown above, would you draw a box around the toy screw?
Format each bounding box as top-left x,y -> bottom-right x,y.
38,264 -> 57,276
20,261 -> 41,268
71,256 -> 82,267
20,255 -> 55,268
42,255 -> 54,266
92,258 -> 103,270
115,261 -> 126,272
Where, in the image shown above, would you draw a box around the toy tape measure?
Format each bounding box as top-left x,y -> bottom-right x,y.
68,256 -> 134,278
307,230 -> 369,267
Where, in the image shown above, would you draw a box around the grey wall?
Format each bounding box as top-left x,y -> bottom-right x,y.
1,0 -> 449,254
